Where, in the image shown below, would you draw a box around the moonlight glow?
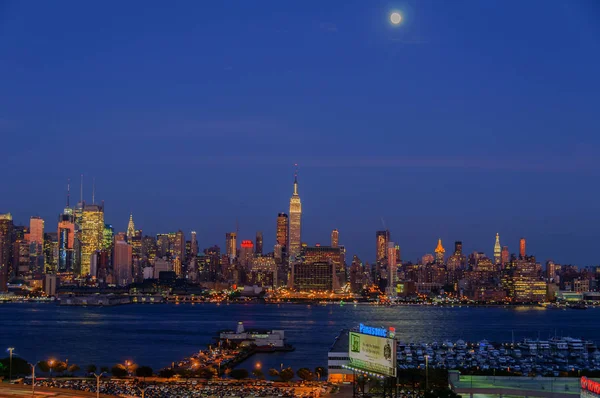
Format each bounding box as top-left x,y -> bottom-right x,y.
390,12 -> 402,25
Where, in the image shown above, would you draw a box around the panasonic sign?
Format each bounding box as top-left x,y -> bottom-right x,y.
359,323 -> 388,338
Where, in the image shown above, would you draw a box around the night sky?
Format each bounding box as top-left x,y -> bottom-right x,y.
1,1 -> 599,265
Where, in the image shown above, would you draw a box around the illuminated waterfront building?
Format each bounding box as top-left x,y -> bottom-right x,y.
434,238 -> 445,264
255,231 -> 263,255
58,214 -> 75,274
376,230 -> 390,263
0,213 -> 14,291
303,246 -> 344,275
501,245 -> 509,266
113,240 -> 132,286
493,233 -> 501,265
288,171 -> 302,259
126,213 -> 135,241
249,255 -> 277,287
331,229 -> 339,248
225,232 -> 237,258
80,204 -> 105,276
292,261 -> 335,291
141,236 -> 157,262
131,230 -> 142,258
276,213 -> 289,254
519,237 -> 526,259
239,240 -> 254,268
43,232 -> 58,273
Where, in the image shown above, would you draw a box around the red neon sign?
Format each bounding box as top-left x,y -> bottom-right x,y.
581,377 -> 600,394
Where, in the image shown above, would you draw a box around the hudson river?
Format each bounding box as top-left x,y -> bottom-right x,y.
2,303 -> 599,373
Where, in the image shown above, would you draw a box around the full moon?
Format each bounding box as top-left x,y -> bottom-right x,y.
390,12 -> 402,25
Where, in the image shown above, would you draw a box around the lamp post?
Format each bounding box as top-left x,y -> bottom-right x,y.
7,347 -> 14,382
30,363 -> 37,396
48,359 -> 55,379
93,372 -> 105,398
424,355 -> 429,392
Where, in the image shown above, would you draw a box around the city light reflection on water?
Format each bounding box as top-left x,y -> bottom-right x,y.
2,303 -> 598,373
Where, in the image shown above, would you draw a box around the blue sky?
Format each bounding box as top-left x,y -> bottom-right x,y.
1,0 -> 599,265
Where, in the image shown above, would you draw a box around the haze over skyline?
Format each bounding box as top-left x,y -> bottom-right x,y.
1,1 -> 599,265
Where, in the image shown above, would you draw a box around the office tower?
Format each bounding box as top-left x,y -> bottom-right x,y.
387,242 -> 397,293
43,232 -> 58,273
255,231 -> 263,255
0,213 -> 14,291
127,213 -> 135,241
519,238 -> 526,259
27,216 -> 44,246
131,230 -> 142,258
174,230 -> 185,261
454,241 -> 463,255
288,171 -> 302,259
225,232 -> 237,258
113,240 -> 132,286
249,255 -> 277,288
292,262 -> 335,291
240,240 -> 254,268
546,260 -> 557,281
331,229 -> 339,248
276,213 -> 289,254
103,224 -> 114,250
493,233 -> 501,265
191,231 -> 198,257
58,213 -> 75,274
376,230 -> 390,263
80,203 -> 104,276
141,236 -> 157,262
156,234 -> 170,258
434,238 -> 445,264
501,245 -> 509,266
274,243 -> 283,262
13,227 -> 29,277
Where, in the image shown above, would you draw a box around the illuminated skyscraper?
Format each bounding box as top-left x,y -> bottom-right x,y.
255,231 -> 263,255
519,238 -> 526,259
331,229 -> 339,248
276,213 -> 288,254
58,184 -> 75,273
225,232 -> 237,258
376,230 -> 390,263
127,213 -> 135,241
191,231 -> 198,257
0,213 -> 13,291
113,240 -> 132,286
434,238 -> 445,264
387,242 -> 397,294
80,204 -> 104,276
501,245 -> 509,266
288,170 -> 302,259
27,216 -> 44,246
103,224 -> 114,250
174,230 -> 185,261
493,233 -> 501,265
240,240 -> 254,268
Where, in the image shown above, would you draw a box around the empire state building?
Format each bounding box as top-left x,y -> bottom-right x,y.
288,172 -> 302,259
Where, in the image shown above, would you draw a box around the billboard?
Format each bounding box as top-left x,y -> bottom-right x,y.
348,331 -> 396,377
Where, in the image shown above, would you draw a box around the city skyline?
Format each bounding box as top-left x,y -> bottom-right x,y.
1,1 -> 599,266
0,173 -> 592,267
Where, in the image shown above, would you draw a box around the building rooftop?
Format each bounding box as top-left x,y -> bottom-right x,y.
329,329 -> 349,353
452,375 -> 591,397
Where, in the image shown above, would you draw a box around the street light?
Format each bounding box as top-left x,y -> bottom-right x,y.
424,355 -> 429,391
48,359 -> 55,379
30,362 -> 37,396
7,347 -> 14,382
93,372 -> 105,398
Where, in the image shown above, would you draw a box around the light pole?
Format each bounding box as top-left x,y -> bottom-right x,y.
93,372 -> 105,398
30,363 -> 37,396
137,386 -> 148,398
425,355 -> 429,392
48,359 -> 55,379
7,347 -> 14,382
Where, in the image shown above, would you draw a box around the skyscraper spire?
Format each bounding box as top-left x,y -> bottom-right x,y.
435,238 -> 445,264
127,213 -> 135,241
80,174 -> 83,203
92,177 -> 96,204
66,178 -> 71,207
288,165 -> 302,259
494,233 -> 502,265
